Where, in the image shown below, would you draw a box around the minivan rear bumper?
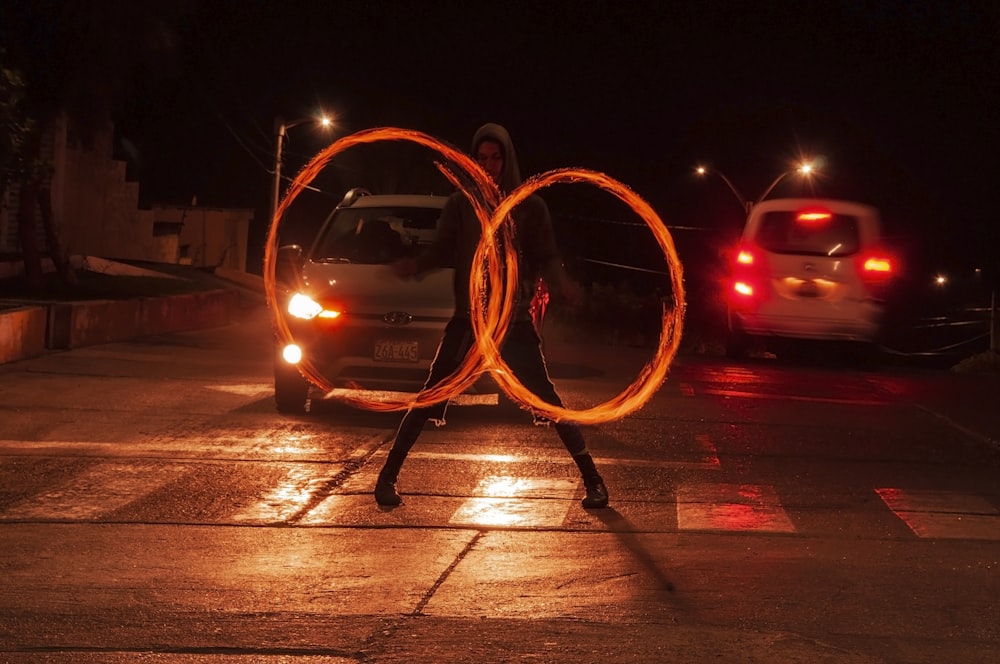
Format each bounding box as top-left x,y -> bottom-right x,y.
732,309 -> 882,342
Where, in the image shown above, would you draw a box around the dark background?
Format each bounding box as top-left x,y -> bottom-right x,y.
103,0 -> 997,305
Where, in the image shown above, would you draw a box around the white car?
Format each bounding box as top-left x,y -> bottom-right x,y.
273,190 -> 455,413
725,197 -> 894,360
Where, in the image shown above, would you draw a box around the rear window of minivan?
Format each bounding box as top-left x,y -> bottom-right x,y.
754,211 -> 861,257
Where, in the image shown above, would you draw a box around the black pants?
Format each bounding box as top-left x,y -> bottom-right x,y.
378,317 -> 599,483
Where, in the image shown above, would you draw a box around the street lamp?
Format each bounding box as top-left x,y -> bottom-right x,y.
271,114 -> 333,224
755,162 -> 814,206
695,161 -> 816,215
695,166 -> 748,213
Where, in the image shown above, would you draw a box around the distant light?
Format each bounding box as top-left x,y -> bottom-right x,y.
798,163 -> 813,175
695,166 -> 708,176
319,116 -> 332,128
935,274 -> 947,286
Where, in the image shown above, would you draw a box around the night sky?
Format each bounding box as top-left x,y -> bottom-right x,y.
113,0 -> 998,282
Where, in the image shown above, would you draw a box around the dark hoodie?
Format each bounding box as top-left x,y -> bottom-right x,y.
416,123 -> 565,321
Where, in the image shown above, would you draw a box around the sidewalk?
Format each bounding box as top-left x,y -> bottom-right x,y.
0,262 -> 260,365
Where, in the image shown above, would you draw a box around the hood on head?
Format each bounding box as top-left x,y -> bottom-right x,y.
471,122 -> 521,193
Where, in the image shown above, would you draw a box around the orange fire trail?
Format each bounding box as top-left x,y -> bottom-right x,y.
472,168 -> 686,424
263,127 -> 506,412
264,128 -> 685,421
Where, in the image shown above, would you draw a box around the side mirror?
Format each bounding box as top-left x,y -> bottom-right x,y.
276,244 -> 304,287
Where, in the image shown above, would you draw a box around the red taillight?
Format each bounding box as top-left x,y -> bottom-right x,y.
858,251 -> 895,299
862,256 -> 892,274
796,209 -> 832,224
728,244 -> 767,307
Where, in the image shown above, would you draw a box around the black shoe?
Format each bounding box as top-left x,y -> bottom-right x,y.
375,480 -> 402,506
582,481 -> 609,508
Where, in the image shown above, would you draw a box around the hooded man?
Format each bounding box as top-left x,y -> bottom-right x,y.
375,123 -> 609,509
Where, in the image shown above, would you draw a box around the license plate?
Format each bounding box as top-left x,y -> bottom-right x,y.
797,281 -> 819,297
373,339 -> 419,362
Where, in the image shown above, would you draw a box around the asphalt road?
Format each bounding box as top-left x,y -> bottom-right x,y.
0,304 -> 998,663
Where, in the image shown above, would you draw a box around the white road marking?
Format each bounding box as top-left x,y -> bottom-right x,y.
676,483 -> 796,533
404,447 -> 720,471
2,461 -> 188,520
205,383 -> 275,396
450,477 -> 577,527
0,436 -> 358,461
6,441 -> 995,540
876,488 -> 1000,540
231,464 -> 333,524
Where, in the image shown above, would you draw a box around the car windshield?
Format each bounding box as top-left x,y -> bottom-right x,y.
755,211 -> 861,257
310,206 -> 441,265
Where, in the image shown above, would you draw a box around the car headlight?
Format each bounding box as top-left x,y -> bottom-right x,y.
287,293 -> 322,319
289,292 -> 344,320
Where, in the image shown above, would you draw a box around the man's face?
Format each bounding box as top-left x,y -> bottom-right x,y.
475,140 -> 504,186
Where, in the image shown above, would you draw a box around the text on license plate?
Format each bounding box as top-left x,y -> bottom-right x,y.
374,339 -> 419,363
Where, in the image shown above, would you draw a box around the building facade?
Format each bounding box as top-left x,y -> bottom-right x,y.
1,116 -> 253,272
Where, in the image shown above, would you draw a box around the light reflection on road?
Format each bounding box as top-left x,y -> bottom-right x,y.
450,476 -> 577,527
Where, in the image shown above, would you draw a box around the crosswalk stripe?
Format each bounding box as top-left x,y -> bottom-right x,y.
2,454 -> 997,540
231,465 -> 333,524
449,476 -> 577,527
876,488 -> 1000,540
3,461 -> 188,520
676,483 -> 796,533
405,442 -> 719,471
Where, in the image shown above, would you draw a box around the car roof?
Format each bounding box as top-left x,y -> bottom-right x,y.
750,198 -> 879,219
342,193 -> 448,210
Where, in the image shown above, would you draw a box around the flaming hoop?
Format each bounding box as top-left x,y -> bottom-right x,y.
263,128 -> 685,422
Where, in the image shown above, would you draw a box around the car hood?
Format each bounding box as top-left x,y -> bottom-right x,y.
300,262 -> 455,317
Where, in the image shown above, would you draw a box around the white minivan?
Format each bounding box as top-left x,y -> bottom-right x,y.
273,190 -> 454,412
725,198 -> 894,359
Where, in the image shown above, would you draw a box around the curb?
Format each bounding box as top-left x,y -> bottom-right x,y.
0,304 -> 48,364
0,288 -> 241,365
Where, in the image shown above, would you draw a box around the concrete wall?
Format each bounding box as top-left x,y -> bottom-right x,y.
0,289 -> 241,363
153,205 -> 254,271
1,118 -> 252,272
0,305 -> 48,364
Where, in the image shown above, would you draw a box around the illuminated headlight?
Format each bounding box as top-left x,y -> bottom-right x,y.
282,344 -> 303,364
287,293 -> 341,320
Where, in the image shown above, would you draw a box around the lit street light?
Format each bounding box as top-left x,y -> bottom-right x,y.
756,162 -> 813,205
271,114 -> 332,224
695,161 -> 816,215
695,166 -> 748,212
